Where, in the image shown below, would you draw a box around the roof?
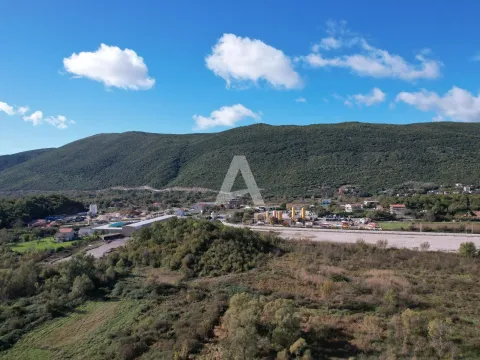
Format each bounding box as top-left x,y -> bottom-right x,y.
92,224 -> 123,231
123,215 -> 177,229
58,228 -> 74,233
391,204 -> 406,208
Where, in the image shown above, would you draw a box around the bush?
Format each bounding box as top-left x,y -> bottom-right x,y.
419,242 -> 430,251
459,242 -> 478,258
376,239 -> 388,249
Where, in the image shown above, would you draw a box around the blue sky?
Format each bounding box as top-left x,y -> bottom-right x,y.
1,0 -> 480,154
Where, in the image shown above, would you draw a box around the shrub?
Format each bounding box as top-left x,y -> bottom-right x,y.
419,242 -> 430,251
428,318 -> 455,358
376,239 -> 388,249
459,242 -> 478,258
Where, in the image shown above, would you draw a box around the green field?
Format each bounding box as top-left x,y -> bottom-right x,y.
378,221 -> 480,233
0,301 -> 140,360
10,237 -> 74,253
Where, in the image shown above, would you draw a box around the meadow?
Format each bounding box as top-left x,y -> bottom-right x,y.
10,237 -> 74,253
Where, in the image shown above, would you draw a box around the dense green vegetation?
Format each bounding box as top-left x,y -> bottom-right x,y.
376,193 -> 480,221
1,218 -> 480,359
2,122 -> 480,196
0,194 -> 85,229
0,149 -> 52,173
115,218 -> 278,277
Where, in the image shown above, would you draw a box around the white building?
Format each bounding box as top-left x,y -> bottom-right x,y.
345,203 -> 362,213
122,215 -> 176,237
89,204 -> 98,216
390,204 -> 407,216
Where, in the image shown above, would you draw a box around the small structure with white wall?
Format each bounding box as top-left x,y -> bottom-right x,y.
345,203 -> 363,213
89,204 -> 98,216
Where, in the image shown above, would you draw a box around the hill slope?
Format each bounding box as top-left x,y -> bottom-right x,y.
0,122 -> 479,196
0,149 -> 53,173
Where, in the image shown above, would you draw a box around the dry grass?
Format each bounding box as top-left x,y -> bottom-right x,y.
41,302 -> 119,347
363,269 -> 411,293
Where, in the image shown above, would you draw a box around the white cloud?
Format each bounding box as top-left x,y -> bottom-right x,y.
349,87 -> 386,106
295,97 -> 307,103
317,37 -> 342,51
63,44 -> 155,90
193,104 -> 261,130
16,106 -> 29,115
395,86 -> 480,122
45,115 -> 70,129
1,100 -> 74,129
23,111 -> 43,126
206,33 -> 302,89
300,21 -> 441,81
0,101 -> 15,116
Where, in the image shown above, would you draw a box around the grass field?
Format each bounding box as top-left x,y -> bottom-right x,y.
0,301 -> 140,360
378,221 -> 480,233
10,237 -> 74,253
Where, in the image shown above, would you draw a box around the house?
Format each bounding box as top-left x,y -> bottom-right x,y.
78,227 -> 94,238
55,228 -> 75,242
345,203 -> 362,213
390,204 -> 407,216
225,197 -> 242,209
363,200 -> 378,208
190,202 -> 215,214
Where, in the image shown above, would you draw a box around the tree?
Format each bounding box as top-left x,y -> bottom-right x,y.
71,274 -> 95,298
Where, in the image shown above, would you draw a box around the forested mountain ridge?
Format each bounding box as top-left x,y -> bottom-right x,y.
0,148 -> 53,173
0,122 -> 480,196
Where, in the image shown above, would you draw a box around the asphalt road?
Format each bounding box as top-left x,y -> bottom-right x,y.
55,237 -> 129,263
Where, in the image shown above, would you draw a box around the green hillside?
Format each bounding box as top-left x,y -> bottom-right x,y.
0,149 -> 53,173
0,122 -> 479,196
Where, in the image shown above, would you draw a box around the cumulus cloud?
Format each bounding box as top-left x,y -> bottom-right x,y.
63,44 -> 155,90
193,104 -> 261,130
205,34 -> 302,89
349,87 -> 386,106
23,111 -> 43,126
0,101 -> 15,116
295,97 -> 307,103
395,86 -> 480,122
299,21 -> 441,81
